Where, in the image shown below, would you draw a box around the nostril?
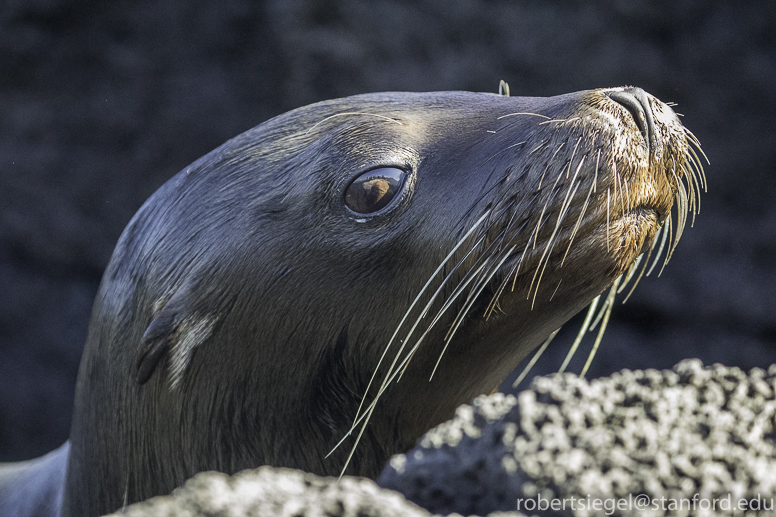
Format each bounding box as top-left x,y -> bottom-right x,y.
605,87 -> 656,153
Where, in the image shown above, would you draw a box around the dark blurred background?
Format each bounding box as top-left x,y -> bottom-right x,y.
1,0 -> 774,462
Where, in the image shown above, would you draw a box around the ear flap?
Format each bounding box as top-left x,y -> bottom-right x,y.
134,282 -> 221,388
134,289 -> 189,385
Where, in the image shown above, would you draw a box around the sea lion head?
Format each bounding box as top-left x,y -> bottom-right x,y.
64,87 -> 703,516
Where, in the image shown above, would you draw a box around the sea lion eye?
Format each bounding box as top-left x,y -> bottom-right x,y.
345,167 -> 406,214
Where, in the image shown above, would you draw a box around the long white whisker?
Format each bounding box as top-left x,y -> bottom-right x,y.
306,112 -> 402,134
333,306 -> 462,477
557,295 -> 600,374
487,262 -> 518,319
530,179 -> 581,306
580,276 -> 621,378
621,241 -> 655,303
683,161 -> 702,225
396,258 -> 493,382
537,143 -> 567,191
589,276 -> 618,332
665,175 -> 687,264
562,158 -> 594,265
685,135 -> 709,189
621,164 -> 631,212
347,211 -> 490,437
606,187 -> 611,252
647,223 -> 669,277
496,112 -> 551,120
658,212 -> 674,276
511,328 -> 560,388
512,230 -> 535,291
617,253 -> 643,294
430,246 -> 517,380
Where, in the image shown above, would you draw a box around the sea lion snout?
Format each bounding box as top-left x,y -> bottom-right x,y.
605,87 -> 657,152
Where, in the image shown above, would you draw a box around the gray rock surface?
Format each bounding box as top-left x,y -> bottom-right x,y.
378,360 -> 776,516
103,466 -> 463,517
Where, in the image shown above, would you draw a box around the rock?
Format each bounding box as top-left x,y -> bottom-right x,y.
379,360 -> 776,516
106,466 -> 440,517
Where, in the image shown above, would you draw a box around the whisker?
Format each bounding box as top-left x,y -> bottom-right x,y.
580,275 -> 621,378
488,260 -> 520,319
606,187 -> 611,252
482,263 -> 513,320
589,280 -> 615,331
612,161 -> 620,211
336,295 -> 480,475
331,303 -> 456,465
683,154 -> 701,207
498,80 -> 510,97
511,329 -> 560,388
396,254 -> 496,382
485,141 -> 527,162
593,149 -> 601,194
531,152 -> 584,285
539,117 -> 581,126
394,241 -> 494,383
684,162 -> 696,219
617,253 -> 643,295
430,247 -> 517,380
666,176 -> 688,263
621,164 -> 631,212
496,112 -> 551,121
532,189 -> 555,250
537,143 -> 567,191
380,241 -> 495,383
557,295 -> 601,374
621,241 -> 655,303
658,212 -> 674,276
344,211 -> 490,445
684,128 -> 709,187
530,179 -> 580,306
562,158 -> 594,266
683,160 -> 703,222
647,223 -> 669,277
509,242 -> 530,292
567,138 -> 583,179
551,143 -> 575,190
306,112 -> 402,134
446,215 -> 521,322
550,279 -> 562,301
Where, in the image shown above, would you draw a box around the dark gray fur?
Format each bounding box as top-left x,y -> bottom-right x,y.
1,89 -> 688,516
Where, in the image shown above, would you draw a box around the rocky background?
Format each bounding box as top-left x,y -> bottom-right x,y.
1,0 -> 774,462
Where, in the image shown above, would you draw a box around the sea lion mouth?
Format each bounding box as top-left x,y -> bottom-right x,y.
497,203 -> 662,292
470,87 -> 705,311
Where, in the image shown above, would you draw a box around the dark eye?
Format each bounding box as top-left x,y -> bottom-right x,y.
344,167 -> 407,214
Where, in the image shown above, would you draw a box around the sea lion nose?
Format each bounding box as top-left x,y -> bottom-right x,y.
606,87 -> 657,153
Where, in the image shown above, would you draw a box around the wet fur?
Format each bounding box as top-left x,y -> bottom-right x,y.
0,89 -> 702,517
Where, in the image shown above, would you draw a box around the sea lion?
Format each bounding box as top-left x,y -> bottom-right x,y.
0,86 -> 703,517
